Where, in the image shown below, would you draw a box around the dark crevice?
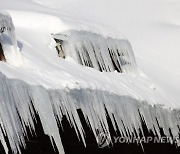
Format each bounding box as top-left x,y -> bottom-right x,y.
1,105 -> 180,154
0,43 -> 6,61
108,48 -> 122,73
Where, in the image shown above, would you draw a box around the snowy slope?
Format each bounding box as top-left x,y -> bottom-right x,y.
0,0 -> 179,106
0,0 -> 180,154
31,0 -> 180,101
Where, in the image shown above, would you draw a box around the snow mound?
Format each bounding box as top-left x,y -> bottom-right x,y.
0,10 -> 22,66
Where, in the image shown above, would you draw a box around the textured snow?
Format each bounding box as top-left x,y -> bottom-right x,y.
0,0 -> 180,154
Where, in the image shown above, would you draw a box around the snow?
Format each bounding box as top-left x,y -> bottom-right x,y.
54,30 -> 137,74
0,11 -> 22,66
1,73 -> 180,154
0,0 -> 180,154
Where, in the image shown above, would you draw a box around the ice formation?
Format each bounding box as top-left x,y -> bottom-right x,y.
0,72 -> 180,154
0,10 -> 22,66
53,30 -> 137,74
0,6 -> 179,154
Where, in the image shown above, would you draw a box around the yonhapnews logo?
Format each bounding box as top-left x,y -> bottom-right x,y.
96,131 -> 111,148
96,131 -> 180,148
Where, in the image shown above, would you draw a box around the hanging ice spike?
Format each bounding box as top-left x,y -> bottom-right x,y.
0,72 -> 180,154
53,30 -> 138,75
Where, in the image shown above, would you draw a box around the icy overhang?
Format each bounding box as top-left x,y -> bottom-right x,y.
0,10 -> 22,65
53,30 -> 138,75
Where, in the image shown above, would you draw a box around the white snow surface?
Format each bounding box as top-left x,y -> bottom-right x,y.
0,0 -> 180,154
0,0 -> 179,107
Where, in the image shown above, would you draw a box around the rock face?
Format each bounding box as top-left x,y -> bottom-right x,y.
0,43 -> 5,61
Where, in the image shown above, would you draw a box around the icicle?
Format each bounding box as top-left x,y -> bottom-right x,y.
0,10 -> 23,66
29,86 -> 65,154
0,72 -> 180,154
53,30 -> 138,75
